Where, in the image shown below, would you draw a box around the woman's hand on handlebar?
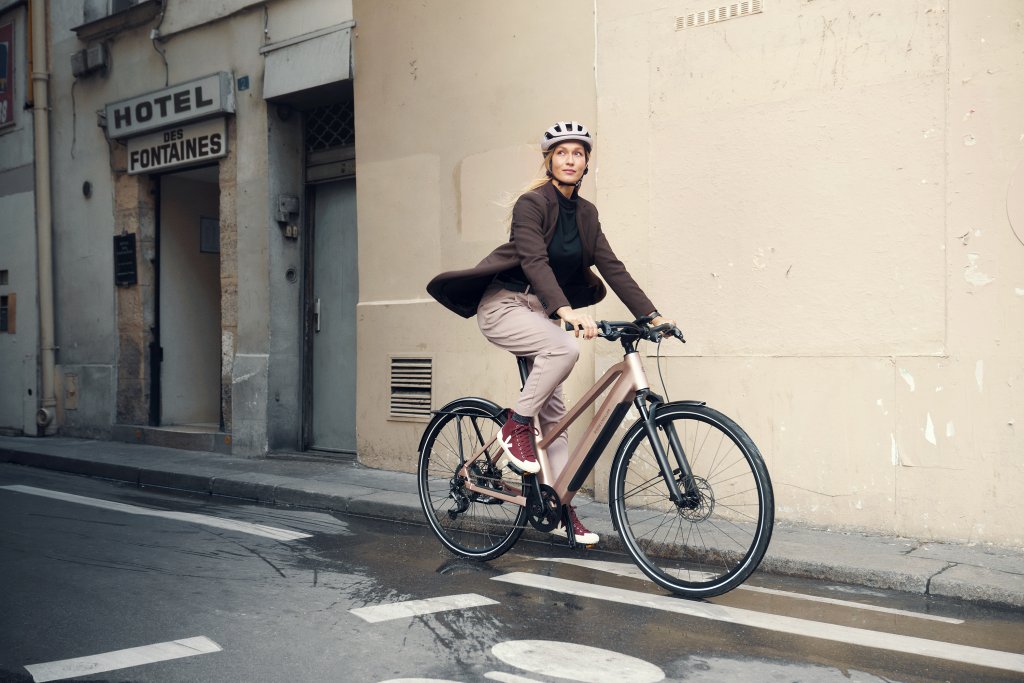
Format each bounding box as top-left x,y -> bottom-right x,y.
557,306 -> 599,340
651,314 -> 676,331
650,314 -> 685,341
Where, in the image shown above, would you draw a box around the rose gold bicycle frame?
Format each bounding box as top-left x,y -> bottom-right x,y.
456,350 -> 650,507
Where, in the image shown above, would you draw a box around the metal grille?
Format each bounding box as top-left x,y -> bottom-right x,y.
677,0 -> 763,30
389,357 -> 432,421
305,101 -> 355,153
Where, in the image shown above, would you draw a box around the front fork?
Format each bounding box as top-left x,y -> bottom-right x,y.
634,391 -> 699,506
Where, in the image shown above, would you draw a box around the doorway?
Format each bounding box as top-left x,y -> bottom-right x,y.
156,166 -> 222,429
307,178 -> 358,453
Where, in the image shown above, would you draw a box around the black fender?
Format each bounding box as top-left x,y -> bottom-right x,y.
416,396 -> 505,455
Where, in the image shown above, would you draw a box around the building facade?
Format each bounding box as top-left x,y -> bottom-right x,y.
2,0 -> 359,456
0,0 -> 1021,546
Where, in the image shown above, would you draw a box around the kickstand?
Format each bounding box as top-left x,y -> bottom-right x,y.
560,505 -> 577,550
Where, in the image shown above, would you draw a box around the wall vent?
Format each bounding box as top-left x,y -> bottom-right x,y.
389,357 -> 432,421
677,1 -> 763,30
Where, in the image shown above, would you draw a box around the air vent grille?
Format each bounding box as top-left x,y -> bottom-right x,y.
389,357 -> 432,421
677,1 -> 763,30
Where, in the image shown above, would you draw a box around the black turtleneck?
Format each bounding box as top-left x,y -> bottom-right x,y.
548,189 -> 583,286
495,187 -> 584,294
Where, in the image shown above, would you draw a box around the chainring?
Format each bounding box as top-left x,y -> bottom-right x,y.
526,483 -> 562,532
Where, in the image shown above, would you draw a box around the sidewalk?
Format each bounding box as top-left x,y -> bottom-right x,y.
1,434 -> 1021,609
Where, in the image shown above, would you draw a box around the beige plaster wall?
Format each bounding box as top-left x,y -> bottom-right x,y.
593,0 -> 1023,544
353,0 -> 1022,544
352,0 -> 598,475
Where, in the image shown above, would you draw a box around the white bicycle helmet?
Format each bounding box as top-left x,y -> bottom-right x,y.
541,121 -> 593,153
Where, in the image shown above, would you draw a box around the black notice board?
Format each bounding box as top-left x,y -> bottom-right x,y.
114,233 -> 138,287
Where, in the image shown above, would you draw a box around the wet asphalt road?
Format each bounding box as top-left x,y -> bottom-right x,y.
1,463 -> 1021,683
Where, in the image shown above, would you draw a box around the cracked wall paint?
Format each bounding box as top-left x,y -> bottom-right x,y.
899,368 -> 916,392
233,370 -> 260,384
964,253 -> 995,286
924,413 -> 937,445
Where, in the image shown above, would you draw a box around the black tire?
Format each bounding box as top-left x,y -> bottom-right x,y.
610,402 -> 774,598
417,398 -> 527,560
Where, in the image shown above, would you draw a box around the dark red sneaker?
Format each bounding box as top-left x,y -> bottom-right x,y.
497,412 -> 540,474
549,504 -> 600,545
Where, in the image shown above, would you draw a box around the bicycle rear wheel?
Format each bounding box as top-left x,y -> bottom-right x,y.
417,398 -> 527,560
610,403 -> 774,598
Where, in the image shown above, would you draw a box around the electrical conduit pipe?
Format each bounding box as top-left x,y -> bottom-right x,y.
30,0 -> 56,433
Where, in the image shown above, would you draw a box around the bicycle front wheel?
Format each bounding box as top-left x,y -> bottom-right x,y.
418,398 -> 527,561
610,403 -> 774,598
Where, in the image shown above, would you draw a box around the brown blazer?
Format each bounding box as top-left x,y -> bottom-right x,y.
427,182 -> 656,319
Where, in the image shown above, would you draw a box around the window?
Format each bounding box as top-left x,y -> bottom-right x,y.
0,294 -> 12,333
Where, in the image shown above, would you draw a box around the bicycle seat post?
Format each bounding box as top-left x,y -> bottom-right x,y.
516,356 -> 530,390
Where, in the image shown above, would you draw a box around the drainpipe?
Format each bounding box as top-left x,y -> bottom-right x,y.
29,0 -> 56,434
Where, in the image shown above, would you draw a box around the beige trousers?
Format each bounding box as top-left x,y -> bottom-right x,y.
477,283 -> 579,471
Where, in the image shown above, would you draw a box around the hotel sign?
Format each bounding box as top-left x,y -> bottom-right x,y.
127,118 -> 227,175
105,72 -> 234,140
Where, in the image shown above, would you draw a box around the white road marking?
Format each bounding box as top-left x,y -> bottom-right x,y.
484,673 -> 544,683
536,557 -> 965,624
349,593 -> 499,623
23,636 -> 221,682
1,485 -> 311,541
492,640 -> 665,683
493,573 -> 1024,675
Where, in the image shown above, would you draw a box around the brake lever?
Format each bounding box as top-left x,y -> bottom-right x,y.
648,323 -> 673,341
645,323 -> 688,343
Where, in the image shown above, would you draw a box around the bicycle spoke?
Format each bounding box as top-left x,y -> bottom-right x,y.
418,404 -> 527,560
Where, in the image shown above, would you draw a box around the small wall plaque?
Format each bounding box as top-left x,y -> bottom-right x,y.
114,233 -> 138,286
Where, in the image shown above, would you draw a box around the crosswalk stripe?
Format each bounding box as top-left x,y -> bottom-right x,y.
23,636 -> 221,682
350,593 -> 499,623
483,672 -> 544,683
1,485 -> 311,541
493,572 -> 1024,674
535,558 -> 965,624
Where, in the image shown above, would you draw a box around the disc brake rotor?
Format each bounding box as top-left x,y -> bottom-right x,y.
678,476 -> 714,522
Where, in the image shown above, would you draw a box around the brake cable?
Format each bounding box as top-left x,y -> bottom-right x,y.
653,331 -> 671,402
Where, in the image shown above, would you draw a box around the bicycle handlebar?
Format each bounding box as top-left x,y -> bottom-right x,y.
563,318 -> 686,344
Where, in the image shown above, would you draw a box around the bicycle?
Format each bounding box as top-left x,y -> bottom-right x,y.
416,317 -> 774,598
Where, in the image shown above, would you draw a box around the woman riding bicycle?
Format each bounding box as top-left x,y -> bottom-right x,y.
427,121 -> 675,545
